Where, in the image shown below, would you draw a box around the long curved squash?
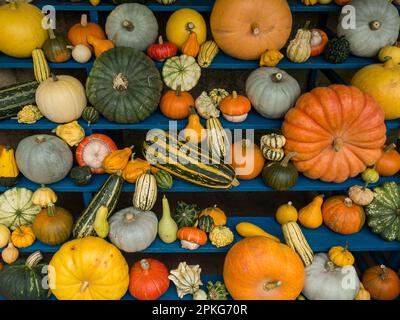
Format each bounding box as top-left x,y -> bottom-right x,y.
143,130 -> 239,189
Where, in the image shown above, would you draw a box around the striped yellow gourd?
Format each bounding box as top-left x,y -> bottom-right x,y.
133,172 -> 157,211
32,49 -> 50,83
206,117 -> 230,161
197,40 -> 219,68
282,221 -> 314,266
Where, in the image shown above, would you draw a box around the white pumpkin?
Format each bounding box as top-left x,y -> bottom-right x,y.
0,224 -> 10,248
36,75 -> 87,124
245,67 -> 301,119
108,207 -> 158,253
337,0 -> 400,58
105,3 -> 158,51
68,44 -> 92,63
303,253 -> 360,300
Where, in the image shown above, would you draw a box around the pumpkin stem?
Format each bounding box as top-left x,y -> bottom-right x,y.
48,28 -> 56,40
186,22 -> 195,32
176,85 -> 182,97
379,265 -> 388,280
369,20 -> 381,30
47,203 -> 56,217
333,137 -> 344,152
303,20 -> 311,31
344,197 -> 353,208
125,213 -> 135,222
263,280 -> 282,291
288,201 -> 293,206
122,20 -> 134,31
26,251 -> 43,268
80,281 -> 90,293
140,259 -> 150,271
271,72 -> 283,83
158,35 -> 164,45
326,261 -> 336,272
383,57 -> 396,68
80,14 -> 88,27
251,23 -> 261,36
383,143 -> 396,153
281,152 -> 297,167
112,73 -> 129,91
343,241 -> 349,252
232,91 -> 238,99
35,135 -> 46,144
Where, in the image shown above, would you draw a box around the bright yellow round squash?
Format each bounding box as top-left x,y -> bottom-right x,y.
378,46 -> 400,64
49,237 -> 129,300
0,3 -> 48,58
351,59 -> 400,120
166,8 -> 206,49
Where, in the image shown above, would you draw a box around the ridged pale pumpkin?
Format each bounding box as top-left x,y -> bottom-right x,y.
210,0 -> 292,60
282,85 -> 386,183
49,237 -> 129,300
351,59 -> 400,120
223,237 -> 304,300
0,2 -> 48,58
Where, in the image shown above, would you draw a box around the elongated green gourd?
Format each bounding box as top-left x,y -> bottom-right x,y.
158,195 -> 178,243
93,205 -> 109,238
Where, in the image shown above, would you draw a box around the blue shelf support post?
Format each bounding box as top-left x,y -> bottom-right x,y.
307,69 -> 318,91
387,252 -> 400,270
82,192 -> 93,207
89,10 -> 99,24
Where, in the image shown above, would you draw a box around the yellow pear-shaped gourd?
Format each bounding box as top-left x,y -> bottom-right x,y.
93,205 -> 109,238
182,107 -> 206,144
0,146 -> 19,187
298,195 -> 323,229
378,46 -> 400,64
158,195 -> 178,243
275,201 -> 298,224
235,222 -> 280,242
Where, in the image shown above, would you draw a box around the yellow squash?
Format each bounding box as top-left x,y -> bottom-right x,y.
236,222 -> 280,242
378,46 -> 400,64
103,146 -> 133,174
54,121 -> 85,147
351,58 -> 400,120
0,147 -> 19,187
298,195 -> 323,229
275,201 -> 298,224
49,237 -> 129,300
259,49 -> 284,67
182,107 -> 206,144
355,283 -> 371,300
32,185 -> 58,208
328,243 -> 355,266
93,205 -> 109,238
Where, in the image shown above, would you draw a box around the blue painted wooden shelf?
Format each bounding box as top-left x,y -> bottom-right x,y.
2,216 -> 399,254
0,52 -> 380,70
33,0 -> 347,12
1,172 -> 399,193
2,110 -> 400,131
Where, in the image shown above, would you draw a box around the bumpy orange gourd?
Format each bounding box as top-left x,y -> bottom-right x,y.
11,226 -> 35,248
282,85 -> 386,183
322,196 -> 365,235
182,107 -> 206,144
103,146 -> 133,174
87,35 -> 115,57
160,85 -> 194,120
181,32 -> 200,57
375,144 -> 400,176
298,195 -> 323,229
223,237 -> 304,300
122,154 -> 151,183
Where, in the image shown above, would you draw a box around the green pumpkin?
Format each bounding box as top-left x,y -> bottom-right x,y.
0,251 -> 49,300
42,29 -> 71,63
86,47 -> 162,124
262,152 -> 298,191
172,201 -> 199,229
197,215 -> 214,233
81,106 -> 99,125
324,37 -> 350,64
69,166 -> 92,186
154,170 -> 173,190
365,181 -> 400,241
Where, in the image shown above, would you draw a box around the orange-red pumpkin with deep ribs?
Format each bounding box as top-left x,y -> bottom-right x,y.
282,85 -> 386,183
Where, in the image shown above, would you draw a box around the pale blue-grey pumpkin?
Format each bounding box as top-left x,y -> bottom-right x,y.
337,0 -> 400,58
245,67 -> 301,119
105,3 -> 158,51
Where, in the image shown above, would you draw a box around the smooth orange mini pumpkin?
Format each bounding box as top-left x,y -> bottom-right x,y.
375,144 -> 400,176
322,196 -> 365,235
362,265 -> 400,300
223,237 -> 304,300
283,85 -> 386,183
230,139 -> 265,180
160,85 -> 194,120
219,91 -> 252,123
177,227 -> 207,250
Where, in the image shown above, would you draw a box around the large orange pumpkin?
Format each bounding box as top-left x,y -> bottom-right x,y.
282,85 -> 386,183
322,196 -> 365,235
362,265 -> 400,300
223,237 -> 304,300
210,0 -> 292,60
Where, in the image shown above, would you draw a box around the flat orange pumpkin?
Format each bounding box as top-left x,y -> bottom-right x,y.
282,85 -> 386,183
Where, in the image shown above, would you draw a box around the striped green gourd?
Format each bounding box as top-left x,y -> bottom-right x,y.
143,130 -> 239,189
262,147 -> 285,161
133,172 -> 157,211
81,106 -> 100,125
154,170 -> 173,189
73,172 -> 124,238
206,117 -> 230,161
197,214 -> 214,233
0,80 -> 38,120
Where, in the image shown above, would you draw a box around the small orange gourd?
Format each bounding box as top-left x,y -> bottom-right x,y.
103,146 -> 133,174
298,195 -> 323,229
181,32 -> 200,57
160,85 -> 194,120
375,144 -> 400,176
11,226 -> 36,248
182,107 -> 206,144
87,35 -> 115,57
122,154 -> 151,183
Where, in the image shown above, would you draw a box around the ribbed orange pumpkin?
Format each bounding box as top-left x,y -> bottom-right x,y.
223,237 -> 304,300
322,196 -> 365,235
282,85 -> 386,183
210,0 -> 292,60
160,85 -> 194,120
